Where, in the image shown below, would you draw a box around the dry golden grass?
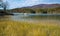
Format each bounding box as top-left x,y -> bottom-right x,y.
0,20 -> 60,36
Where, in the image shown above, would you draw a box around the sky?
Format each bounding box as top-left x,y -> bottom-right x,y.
1,0 -> 60,9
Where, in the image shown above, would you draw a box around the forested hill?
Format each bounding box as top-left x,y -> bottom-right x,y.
7,4 -> 60,14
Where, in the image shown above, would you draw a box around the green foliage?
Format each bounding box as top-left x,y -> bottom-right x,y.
7,7 -> 60,14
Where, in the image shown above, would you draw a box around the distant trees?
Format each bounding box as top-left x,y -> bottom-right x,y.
34,8 -> 47,14
7,6 -> 60,14
22,8 -> 36,13
22,8 -> 35,13
34,7 -> 60,14
17,8 -> 36,13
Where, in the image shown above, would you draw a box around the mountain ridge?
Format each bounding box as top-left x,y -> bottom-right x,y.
7,4 -> 60,14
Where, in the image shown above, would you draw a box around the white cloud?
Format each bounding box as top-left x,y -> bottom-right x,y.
7,0 -> 42,9
7,0 -> 60,9
22,0 -> 41,6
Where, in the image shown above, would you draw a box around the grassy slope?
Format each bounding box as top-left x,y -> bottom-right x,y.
0,20 -> 60,36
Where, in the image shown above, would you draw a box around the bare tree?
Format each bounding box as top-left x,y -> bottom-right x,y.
0,0 -> 8,12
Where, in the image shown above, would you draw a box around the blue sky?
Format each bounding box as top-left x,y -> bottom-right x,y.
4,0 -> 60,9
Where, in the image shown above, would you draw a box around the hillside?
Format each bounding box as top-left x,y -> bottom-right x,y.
29,4 -> 60,9
7,4 -> 60,14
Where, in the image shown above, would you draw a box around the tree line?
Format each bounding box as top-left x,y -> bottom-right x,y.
7,7 -> 60,14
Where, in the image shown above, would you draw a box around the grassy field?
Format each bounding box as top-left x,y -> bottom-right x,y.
0,20 -> 60,36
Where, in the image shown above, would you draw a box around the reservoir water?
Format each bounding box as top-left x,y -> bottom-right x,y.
0,13 -> 60,23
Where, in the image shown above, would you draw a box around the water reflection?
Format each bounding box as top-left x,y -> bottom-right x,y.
0,13 -> 60,22
10,13 -> 60,21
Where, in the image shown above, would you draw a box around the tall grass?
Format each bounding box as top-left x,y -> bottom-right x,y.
0,20 -> 60,36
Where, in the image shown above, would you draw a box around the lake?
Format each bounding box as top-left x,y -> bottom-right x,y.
0,13 -> 60,23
